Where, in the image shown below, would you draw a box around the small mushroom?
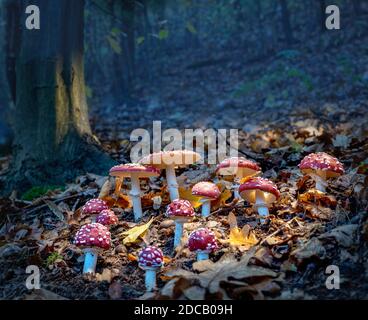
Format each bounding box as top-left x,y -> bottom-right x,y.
299,152 -> 344,193
139,150 -> 201,201
188,228 -> 218,261
166,199 -> 195,248
81,198 -> 109,222
74,223 -> 111,274
109,163 -> 160,222
138,246 -> 164,292
216,157 -> 261,198
239,177 -> 280,223
96,209 -> 118,227
192,181 -> 220,218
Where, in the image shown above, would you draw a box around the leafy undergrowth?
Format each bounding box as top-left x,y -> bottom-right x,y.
0,113 -> 367,300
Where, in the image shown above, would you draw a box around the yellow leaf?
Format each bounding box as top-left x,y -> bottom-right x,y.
298,189 -> 336,207
122,218 -> 154,245
127,253 -> 137,261
298,189 -> 324,202
239,176 -> 254,184
163,256 -> 172,264
178,187 -> 202,208
211,187 -> 232,211
227,212 -> 258,248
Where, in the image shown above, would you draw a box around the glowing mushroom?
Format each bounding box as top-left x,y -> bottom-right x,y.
299,152 -> 344,193
139,150 -> 201,201
138,245 -> 164,292
239,177 -> 280,223
188,228 -> 218,261
166,199 -> 195,248
96,209 -> 118,227
81,198 -> 109,222
216,157 -> 261,198
192,181 -> 220,218
74,223 -> 111,274
109,163 -> 160,222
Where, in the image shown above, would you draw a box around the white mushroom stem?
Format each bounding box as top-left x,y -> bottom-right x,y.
254,190 -> 269,223
129,173 -> 143,222
233,176 -> 242,199
83,248 -> 98,274
144,267 -> 157,292
197,251 -> 209,261
310,171 -> 327,193
233,183 -> 241,199
201,199 -> 212,218
173,218 -> 187,248
165,165 -> 179,201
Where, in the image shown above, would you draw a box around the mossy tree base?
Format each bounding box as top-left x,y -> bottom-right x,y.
3,0 -> 116,195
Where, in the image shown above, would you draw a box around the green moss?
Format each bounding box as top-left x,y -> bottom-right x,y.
21,185 -> 65,201
44,252 -> 63,267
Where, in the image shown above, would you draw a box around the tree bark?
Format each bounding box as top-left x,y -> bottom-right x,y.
318,0 -> 326,32
4,0 -> 21,103
4,0 -> 115,194
353,0 -> 362,16
0,0 -> 18,153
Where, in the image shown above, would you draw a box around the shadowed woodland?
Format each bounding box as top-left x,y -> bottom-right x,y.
0,0 -> 367,300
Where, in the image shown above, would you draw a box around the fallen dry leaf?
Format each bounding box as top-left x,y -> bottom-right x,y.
98,179 -> 111,199
122,218 -> 154,245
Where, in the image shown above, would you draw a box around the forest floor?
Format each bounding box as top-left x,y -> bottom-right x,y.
1,25 -> 368,300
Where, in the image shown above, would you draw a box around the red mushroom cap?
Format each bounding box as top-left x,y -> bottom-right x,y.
96,209 -> 119,226
239,177 -> 280,204
299,152 -> 344,178
82,198 -> 109,216
188,228 -> 218,253
166,199 -> 195,218
74,223 -> 111,250
192,181 -> 220,200
138,246 -> 164,268
216,157 -> 261,177
109,163 -> 160,178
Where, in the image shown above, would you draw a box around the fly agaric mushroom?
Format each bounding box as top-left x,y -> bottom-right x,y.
188,228 -> 218,261
138,245 -> 164,292
216,157 -> 261,198
166,199 -> 195,248
109,163 -> 160,222
139,150 -> 201,201
96,209 -> 118,227
239,177 -> 280,223
74,223 -> 111,274
81,198 -> 109,222
192,181 -> 220,217
299,152 -> 344,193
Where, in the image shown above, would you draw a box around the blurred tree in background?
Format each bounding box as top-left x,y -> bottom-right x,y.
0,0 -> 367,194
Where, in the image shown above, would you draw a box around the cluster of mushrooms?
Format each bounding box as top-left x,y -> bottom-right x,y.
73,150 -> 344,292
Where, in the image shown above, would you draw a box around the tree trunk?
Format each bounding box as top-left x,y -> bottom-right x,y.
121,0 -> 136,92
318,0 -> 326,32
353,0 -> 362,16
0,0 -> 18,153
279,0 -> 294,45
4,0 -> 21,103
4,0 -> 115,194
141,0 -> 153,81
